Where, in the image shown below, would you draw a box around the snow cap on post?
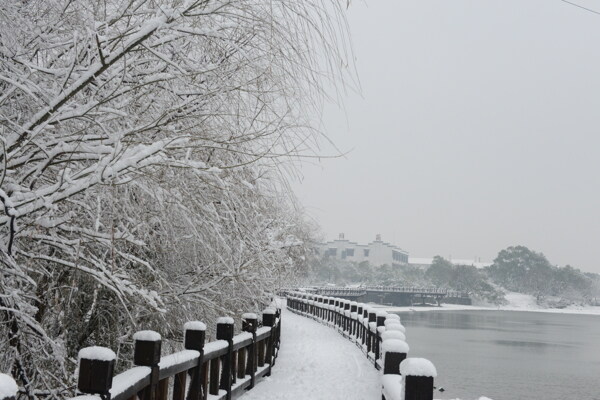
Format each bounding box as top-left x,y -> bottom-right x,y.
184,321 -> 207,332
184,321 -> 206,352
217,317 -> 235,324
77,346 -> 116,396
78,346 -> 117,362
386,314 -> 401,322
0,374 -> 18,400
382,330 -> 406,342
133,330 -> 161,341
385,323 -> 406,333
400,358 -> 437,377
385,319 -> 402,327
133,330 -> 161,366
382,339 -> 409,354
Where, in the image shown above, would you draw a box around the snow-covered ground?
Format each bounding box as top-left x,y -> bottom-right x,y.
240,305 -> 381,400
379,292 -> 600,315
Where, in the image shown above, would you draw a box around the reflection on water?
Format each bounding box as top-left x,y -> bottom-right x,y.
394,310 -> 600,400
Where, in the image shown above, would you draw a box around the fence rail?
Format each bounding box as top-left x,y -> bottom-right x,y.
51,304 -> 282,400
285,292 -> 437,400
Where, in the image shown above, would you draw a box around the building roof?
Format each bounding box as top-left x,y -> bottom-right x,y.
321,237 -> 408,254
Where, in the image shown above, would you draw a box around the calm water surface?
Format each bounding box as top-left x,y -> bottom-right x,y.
395,310 -> 600,400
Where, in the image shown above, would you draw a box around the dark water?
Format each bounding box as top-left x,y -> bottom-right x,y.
395,310 -> 600,400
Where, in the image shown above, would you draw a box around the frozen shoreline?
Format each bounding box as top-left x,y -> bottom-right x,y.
376,292 -> 600,316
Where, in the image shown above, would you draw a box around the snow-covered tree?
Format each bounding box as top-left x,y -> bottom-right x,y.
0,0 -> 350,396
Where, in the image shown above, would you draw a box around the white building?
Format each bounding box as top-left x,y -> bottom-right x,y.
318,234 -> 409,267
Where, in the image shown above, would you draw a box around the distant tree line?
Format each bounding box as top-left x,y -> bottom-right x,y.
309,245 -> 600,306
487,246 -> 599,305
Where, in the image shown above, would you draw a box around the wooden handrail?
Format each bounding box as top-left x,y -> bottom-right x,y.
285,291 -> 436,400
73,305 -> 282,400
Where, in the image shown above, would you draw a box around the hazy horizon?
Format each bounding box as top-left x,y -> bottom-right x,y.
292,0 -> 600,274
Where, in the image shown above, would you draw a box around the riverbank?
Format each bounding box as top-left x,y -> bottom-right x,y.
377,292 -> 600,316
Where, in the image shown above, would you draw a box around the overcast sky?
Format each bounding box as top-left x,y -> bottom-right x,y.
291,0 -> 600,273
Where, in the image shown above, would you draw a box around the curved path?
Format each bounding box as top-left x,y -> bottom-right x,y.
240,302 -> 381,400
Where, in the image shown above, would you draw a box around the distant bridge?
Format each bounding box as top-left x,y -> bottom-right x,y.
299,286 -> 471,306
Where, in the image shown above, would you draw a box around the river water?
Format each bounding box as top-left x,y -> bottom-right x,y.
394,310 -> 600,400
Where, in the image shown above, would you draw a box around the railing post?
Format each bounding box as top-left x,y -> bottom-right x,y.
273,308 -> 282,360
375,311 -> 387,365
316,296 -> 321,319
362,307 -> 369,346
134,331 -> 162,400
350,302 -> 358,337
356,304 -> 363,340
382,339 -> 409,375
242,313 -> 258,389
367,311 -> 376,356
183,321 -> 206,400
343,301 -> 350,333
328,298 -> 335,323
334,299 -> 340,327
77,346 -> 116,400
400,358 -> 437,400
262,309 -> 276,376
339,299 -> 344,330
216,317 -> 234,400
376,311 -> 387,327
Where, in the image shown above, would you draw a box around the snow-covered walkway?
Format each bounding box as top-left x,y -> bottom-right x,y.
240,305 -> 381,400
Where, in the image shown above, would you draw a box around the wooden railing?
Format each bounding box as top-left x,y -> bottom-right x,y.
60,304 -> 281,400
285,292 -> 437,400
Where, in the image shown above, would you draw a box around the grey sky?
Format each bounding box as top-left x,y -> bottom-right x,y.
292,0 -> 600,273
